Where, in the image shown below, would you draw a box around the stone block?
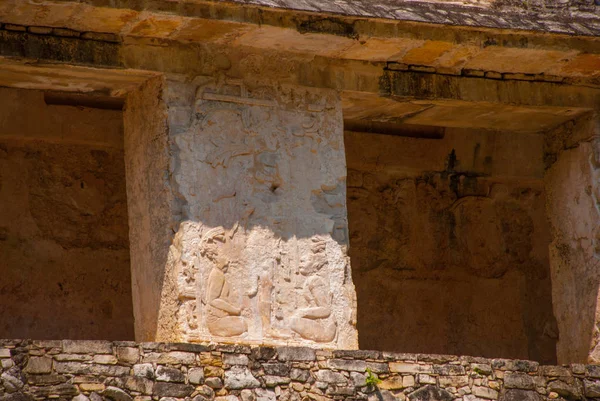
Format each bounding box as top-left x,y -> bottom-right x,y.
89,364 -> 130,377
144,351 -> 196,364
434,364 -> 465,375
547,379 -> 581,399
255,388 -> 276,401
205,377 -> 223,388
1,372 -> 24,392
407,385 -> 453,401
366,362 -> 389,373
350,371 -> 367,387
471,364 -> 493,375
491,359 -> 538,372
80,383 -> 106,392
380,376 -> 404,390
216,396 -> 240,401
328,359 -> 366,372
315,370 -> 347,384
103,386 -> 133,401
189,367 -> 205,384
541,365 -> 571,378
332,350 -> 380,359
223,354 -> 249,366
153,382 -> 194,398
290,368 -> 310,382
63,340 -> 112,354
504,373 -> 535,390
390,363 -> 433,374
27,374 -> 67,385
0,349 -> 11,358
24,356 -> 53,374
251,347 -> 277,361
263,375 -> 292,387
263,363 -> 290,376
277,347 -> 316,361
124,376 -> 153,394
205,366 -> 225,377
403,375 -> 415,388
418,374 -> 437,385
472,386 -> 498,400
586,365 -> 600,378
224,366 -> 260,389
117,347 -> 140,364
584,379 -> 600,397
133,363 -> 155,379
55,354 -> 91,362
156,366 -> 185,382
439,375 -> 468,388
94,355 -> 118,365
501,389 -> 542,401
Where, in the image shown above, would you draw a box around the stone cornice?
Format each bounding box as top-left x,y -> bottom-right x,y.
50,0 -> 600,37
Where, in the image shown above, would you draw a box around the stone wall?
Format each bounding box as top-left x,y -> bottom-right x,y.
345,128 -> 557,363
0,88 -> 134,340
2,339 -> 600,401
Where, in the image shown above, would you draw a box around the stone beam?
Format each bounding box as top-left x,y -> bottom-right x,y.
48,0 -> 600,37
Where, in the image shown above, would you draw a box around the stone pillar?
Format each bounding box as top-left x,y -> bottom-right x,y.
545,115 -> 600,363
123,77 -> 177,342
157,78 -> 358,348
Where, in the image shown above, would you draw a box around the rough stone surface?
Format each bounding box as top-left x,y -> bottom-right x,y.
346,126 -> 557,363
0,87 -> 134,341
1,340 -> 597,401
165,80 -> 358,349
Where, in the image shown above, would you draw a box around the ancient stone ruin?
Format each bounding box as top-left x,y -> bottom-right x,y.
0,0 -> 600,400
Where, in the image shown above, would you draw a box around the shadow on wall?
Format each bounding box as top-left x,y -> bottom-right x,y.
345,127 -> 559,364
123,78 -> 357,349
0,87 -> 134,341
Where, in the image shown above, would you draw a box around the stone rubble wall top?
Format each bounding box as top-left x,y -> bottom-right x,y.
1,339 -> 600,401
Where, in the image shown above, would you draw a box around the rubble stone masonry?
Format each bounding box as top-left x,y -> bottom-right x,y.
2,340 -> 600,401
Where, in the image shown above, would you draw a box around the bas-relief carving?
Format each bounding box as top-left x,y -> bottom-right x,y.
170,80 -> 357,348
291,237 -> 337,343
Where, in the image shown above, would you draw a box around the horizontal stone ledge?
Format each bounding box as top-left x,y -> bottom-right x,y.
2,339 -> 600,401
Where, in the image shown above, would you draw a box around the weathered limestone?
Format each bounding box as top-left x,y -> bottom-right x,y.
164,79 -> 357,348
2,0 -> 600,365
3,339 -> 600,401
544,116 -> 600,364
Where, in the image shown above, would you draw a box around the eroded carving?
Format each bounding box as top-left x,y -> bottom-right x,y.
202,227 -> 248,337
170,80 -> 357,348
291,237 -> 337,342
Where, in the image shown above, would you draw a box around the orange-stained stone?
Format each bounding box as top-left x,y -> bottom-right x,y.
71,6 -> 139,34
233,26 -> 354,57
436,45 -> 481,75
128,16 -> 183,38
464,46 -> 577,75
560,54 -> 600,77
339,37 -> 423,62
3,2 -> 82,27
393,40 -> 455,66
172,18 -> 255,44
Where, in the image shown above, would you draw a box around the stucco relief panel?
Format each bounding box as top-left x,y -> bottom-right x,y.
169,80 -> 357,348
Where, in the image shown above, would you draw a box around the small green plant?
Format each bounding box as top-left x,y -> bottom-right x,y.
472,367 -> 485,375
365,367 -> 381,387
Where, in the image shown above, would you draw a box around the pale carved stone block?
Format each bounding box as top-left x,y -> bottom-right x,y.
166,79 -> 358,349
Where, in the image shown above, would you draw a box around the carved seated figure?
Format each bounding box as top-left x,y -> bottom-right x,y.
202,227 -> 248,338
291,238 -> 337,343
